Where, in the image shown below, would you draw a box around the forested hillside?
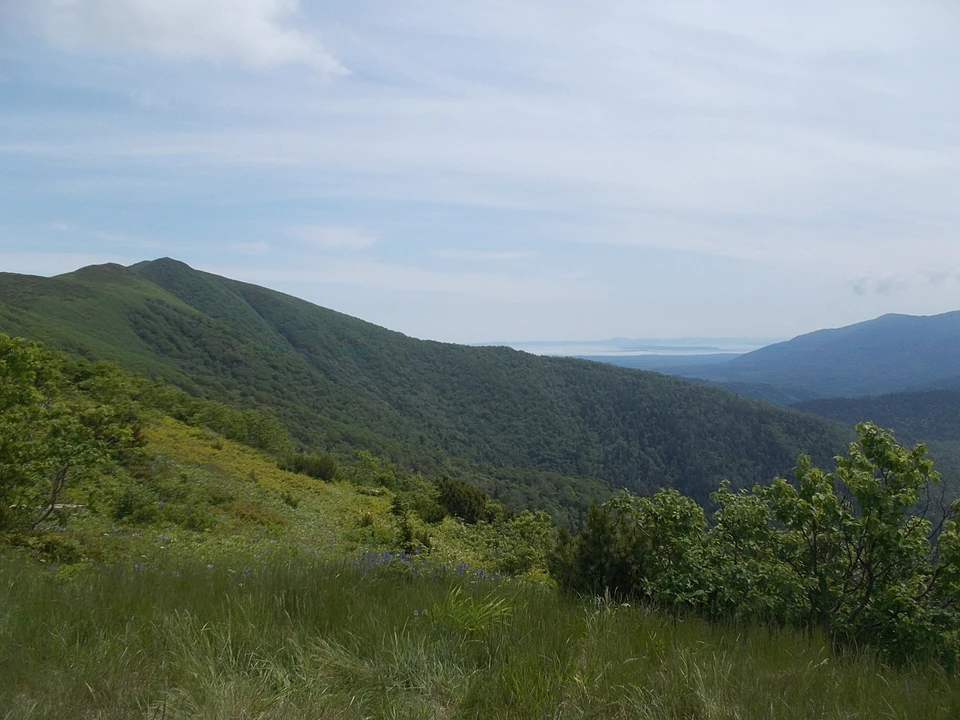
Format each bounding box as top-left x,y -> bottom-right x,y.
0,259 -> 853,515
795,389 -> 960,501
795,389 -> 960,442
663,311 -> 960,399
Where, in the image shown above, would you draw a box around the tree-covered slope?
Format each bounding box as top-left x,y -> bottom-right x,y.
794,389 -> 960,443
668,311 -> 960,399
0,259 -> 853,507
794,389 -> 960,502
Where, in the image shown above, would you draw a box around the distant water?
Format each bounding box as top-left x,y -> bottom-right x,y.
478,338 -> 781,358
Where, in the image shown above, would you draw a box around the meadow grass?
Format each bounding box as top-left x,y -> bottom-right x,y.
2,554 -> 958,720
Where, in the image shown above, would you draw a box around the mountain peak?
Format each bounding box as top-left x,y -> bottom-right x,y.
132,257 -> 196,272
60,262 -> 136,282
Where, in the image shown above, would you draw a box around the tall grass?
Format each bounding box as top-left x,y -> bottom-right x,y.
1,555 -> 958,719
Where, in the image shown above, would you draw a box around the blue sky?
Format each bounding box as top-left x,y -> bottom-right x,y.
2,1 -> 960,343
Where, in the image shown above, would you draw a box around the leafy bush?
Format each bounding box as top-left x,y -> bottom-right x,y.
552,423 -> 960,667
342,450 -> 396,488
112,484 -> 160,525
0,334 -> 143,533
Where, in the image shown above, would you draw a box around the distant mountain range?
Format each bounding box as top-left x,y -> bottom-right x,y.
493,337 -> 774,359
576,310 -> 960,499
655,311 -> 960,399
576,311 -> 960,403
0,258 -> 853,521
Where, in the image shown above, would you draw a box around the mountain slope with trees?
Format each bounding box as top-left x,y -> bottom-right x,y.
795,389 -> 960,443
0,259 -> 854,514
661,311 -> 960,399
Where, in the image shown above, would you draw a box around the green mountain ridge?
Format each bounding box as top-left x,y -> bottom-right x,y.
794,388 -> 960,443
662,310 -> 960,399
0,258 -> 854,518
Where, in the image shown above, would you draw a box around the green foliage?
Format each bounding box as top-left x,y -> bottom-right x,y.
482,510 -> 556,575
796,388 -> 960,443
554,423 -> 960,667
436,476 -> 492,524
111,483 -> 161,525
144,382 -> 295,457
761,423 -> 960,665
278,450 -> 339,481
0,335 -> 142,533
556,489 -> 708,606
342,450 -> 398,488
3,556 -> 960,719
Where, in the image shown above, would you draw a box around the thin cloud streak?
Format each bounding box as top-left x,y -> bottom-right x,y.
26,0 -> 346,74
433,249 -> 535,262
207,258 -> 593,301
289,226 -> 378,250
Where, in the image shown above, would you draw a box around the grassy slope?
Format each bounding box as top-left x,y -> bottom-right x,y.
13,415 -> 386,565
4,419 -> 956,718
0,260 -> 853,513
3,328 -> 958,717
4,556 -> 959,719
26,414 -> 518,572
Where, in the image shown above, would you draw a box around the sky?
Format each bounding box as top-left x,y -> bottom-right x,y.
2,1 -> 960,344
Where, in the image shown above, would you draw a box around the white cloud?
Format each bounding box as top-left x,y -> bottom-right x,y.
8,0 -> 960,340
30,0 -> 345,74
48,221 -> 71,232
433,249 -> 534,262
233,241 -> 270,255
206,258 -> 591,302
0,253 -> 135,276
129,90 -> 169,109
289,226 -> 378,250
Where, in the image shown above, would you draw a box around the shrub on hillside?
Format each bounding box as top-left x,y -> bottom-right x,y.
435,477 -> 491,524
551,423 -> 960,668
279,451 -> 339,482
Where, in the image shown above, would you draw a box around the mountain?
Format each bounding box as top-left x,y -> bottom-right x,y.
575,353 -> 741,371
653,311 -> 960,400
794,388 -> 960,502
794,389 -> 960,444
0,258 -> 854,517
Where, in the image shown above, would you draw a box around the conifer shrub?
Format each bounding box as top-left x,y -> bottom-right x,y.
435,476 -> 491,524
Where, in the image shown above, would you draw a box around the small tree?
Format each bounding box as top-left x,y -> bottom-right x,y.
0,335 -> 137,533
762,422 -> 959,662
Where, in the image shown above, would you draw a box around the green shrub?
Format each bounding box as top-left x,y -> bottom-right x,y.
112,485 -> 160,525
279,451 -> 339,482
551,424 -> 960,667
436,477 -> 490,524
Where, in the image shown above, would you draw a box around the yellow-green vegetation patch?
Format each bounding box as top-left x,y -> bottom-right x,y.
139,417 -> 396,552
